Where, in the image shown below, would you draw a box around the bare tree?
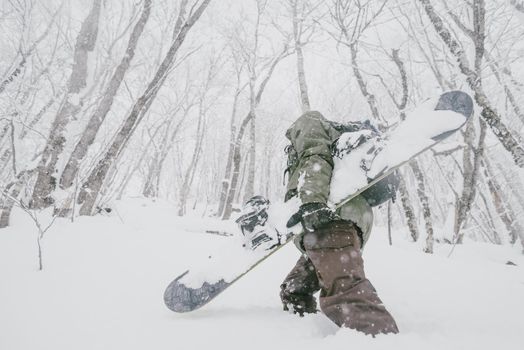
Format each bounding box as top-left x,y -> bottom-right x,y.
59,0 -> 152,193
77,0 -> 212,215
220,1 -> 291,219
141,6 -> 195,199
221,45 -> 290,219
442,1 -> 524,130
480,157 -> 523,246
329,3 -> 425,243
329,0 -> 389,125
217,58 -> 247,216
0,170 -> 34,228
419,0 -> 524,167
394,3 -> 457,92
242,0 -> 267,204
510,0 -> 524,13
2,0 -> 523,263
388,49 -> 420,242
178,60 -> 219,215
454,120 -> 487,243
0,5 -> 60,95
287,0 -> 318,112
409,160 -> 435,253
142,99 -> 193,198
397,174 -> 419,241
30,0 -> 103,209
492,159 -> 524,252
1,181 -> 57,270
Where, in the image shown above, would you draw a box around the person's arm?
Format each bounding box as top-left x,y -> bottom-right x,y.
285,111 -> 335,205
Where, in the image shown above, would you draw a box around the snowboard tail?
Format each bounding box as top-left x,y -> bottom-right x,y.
164,91 -> 474,313
164,270 -> 231,312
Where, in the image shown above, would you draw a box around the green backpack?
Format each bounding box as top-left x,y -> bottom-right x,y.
329,120 -> 400,207
284,119 -> 400,207
360,170 -> 400,207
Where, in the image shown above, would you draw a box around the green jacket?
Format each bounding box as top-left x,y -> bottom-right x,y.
285,111 -> 373,243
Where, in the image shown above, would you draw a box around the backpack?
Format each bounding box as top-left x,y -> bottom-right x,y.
360,170 -> 400,207
329,120 -> 399,207
284,119 -> 399,207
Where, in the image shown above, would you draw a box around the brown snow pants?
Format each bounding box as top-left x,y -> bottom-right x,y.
281,220 -> 399,336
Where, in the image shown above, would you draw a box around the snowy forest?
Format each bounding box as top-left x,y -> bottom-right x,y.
1,0 -> 524,349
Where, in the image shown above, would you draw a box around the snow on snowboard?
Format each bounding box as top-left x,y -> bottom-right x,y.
164,90 -> 474,313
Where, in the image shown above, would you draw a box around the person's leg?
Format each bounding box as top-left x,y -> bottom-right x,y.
303,221 -> 399,335
280,255 -> 320,316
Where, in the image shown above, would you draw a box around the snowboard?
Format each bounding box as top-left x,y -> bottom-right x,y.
164,90 -> 474,313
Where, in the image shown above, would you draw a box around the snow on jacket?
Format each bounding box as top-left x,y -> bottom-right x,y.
285,111 -> 373,243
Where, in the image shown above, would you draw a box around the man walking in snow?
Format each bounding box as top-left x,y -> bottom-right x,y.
280,110 -> 399,335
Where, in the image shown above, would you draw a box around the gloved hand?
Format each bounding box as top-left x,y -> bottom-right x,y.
286,202 -> 339,233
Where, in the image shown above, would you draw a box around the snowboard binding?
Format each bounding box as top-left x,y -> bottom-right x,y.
235,196 -> 281,251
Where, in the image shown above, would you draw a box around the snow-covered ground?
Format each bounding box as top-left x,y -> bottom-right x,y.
1,199 -> 523,350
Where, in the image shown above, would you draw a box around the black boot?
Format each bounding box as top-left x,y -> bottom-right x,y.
280,255 -> 320,316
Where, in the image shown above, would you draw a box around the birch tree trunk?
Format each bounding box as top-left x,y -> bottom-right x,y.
380,48 -> 430,244
334,4 -> 424,241
397,174 -> 420,241
397,5 -> 456,91
143,115 -> 187,198
239,0 -> 265,209
178,63 -> 215,215
178,104 -> 206,215
242,119 -> 256,203
142,80 -> 192,198
30,0 -> 102,209
349,42 -> 382,123
59,0 -> 152,191
481,158 -> 522,244
484,51 -> 524,127
495,161 -> 524,215
217,72 -> 243,216
495,168 -> 524,253
118,131 -> 164,200
0,170 -> 34,228
222,112 -> 254,219
454,120 -> 487,243
143,123 -> 172,198
390,48 -> 421,242
454,120 -> 476,241
354,43 -> 421,242
221,46 -> 290,220
77,0 -> 212,215
443,1 -> 524,129
291,0 -> 311,112
409,160 -> 434,253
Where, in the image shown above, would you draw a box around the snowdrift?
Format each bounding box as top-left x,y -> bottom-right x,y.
0,199 -> 523,350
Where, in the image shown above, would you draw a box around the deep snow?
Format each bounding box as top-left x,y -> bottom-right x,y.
1,198 -> 523,350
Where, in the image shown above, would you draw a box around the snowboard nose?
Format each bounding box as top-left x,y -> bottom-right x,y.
435,90 -> 474,118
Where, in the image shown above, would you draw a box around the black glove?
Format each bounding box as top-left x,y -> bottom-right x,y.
286,202 -> 339,232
